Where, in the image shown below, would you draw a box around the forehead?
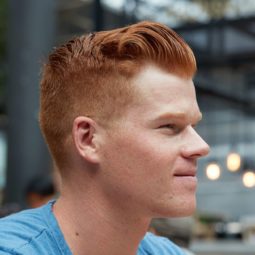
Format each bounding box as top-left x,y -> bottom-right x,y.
129,65 -> 201,123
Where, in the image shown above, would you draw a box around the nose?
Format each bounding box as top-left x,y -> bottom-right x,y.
181,127 -> 210,159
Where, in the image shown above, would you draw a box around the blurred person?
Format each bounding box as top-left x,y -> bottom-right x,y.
25,174 -> 56,208
0,175 -> 55,218
0,21 -> 209,254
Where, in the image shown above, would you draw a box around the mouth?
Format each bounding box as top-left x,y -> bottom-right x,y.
173,168 -> 198,189
174,174 -> 196,178
173,172 -> 198,189
174,169 -> 197,178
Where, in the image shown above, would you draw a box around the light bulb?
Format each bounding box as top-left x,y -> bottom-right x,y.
226,152 -> 241,172
206,163 -> 221,180
243,171 -> 255,188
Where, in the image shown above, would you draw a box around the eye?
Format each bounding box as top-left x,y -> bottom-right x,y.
159,124 -> 182,133
160,124 -> 176,129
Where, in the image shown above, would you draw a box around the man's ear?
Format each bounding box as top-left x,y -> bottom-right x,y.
72,116 -> 100,164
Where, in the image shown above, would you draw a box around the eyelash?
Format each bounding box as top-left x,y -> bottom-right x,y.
160,124 -> 175,129
158,123 -> 197,134
159,124 -> 181,133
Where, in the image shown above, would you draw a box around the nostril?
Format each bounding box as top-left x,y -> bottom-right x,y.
190,153 -> 204,159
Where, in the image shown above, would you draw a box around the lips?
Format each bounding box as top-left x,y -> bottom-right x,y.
173,168 -> 197,177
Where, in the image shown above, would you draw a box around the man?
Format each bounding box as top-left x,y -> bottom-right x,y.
0,21 -> 209,254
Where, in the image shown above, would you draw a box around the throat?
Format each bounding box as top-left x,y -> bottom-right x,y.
53,197 -> 150,255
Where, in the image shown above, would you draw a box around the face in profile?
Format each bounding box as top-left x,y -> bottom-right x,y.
98,65 -> 210,218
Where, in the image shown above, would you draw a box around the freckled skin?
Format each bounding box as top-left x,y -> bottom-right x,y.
97,65 -> 210,219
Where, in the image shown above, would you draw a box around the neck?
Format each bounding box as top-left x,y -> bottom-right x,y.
53,180 -> 151,255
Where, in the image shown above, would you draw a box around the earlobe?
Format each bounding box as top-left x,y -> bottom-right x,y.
73,116 -> 100,164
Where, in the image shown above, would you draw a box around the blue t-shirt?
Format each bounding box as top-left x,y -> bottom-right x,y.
0,201 -> 185,255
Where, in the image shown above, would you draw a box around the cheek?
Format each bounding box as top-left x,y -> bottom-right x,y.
113,131 -> 179,182
100,128 -> 183,195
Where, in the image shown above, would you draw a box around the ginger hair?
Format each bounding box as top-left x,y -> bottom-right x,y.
39,21 -> 196,170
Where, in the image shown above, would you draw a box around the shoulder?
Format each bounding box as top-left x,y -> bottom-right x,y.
138,232 -> 186,255
0,204 -> 50,254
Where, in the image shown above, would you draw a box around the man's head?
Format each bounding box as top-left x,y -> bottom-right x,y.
96,65 -> 209,217
39,21 -> 197,171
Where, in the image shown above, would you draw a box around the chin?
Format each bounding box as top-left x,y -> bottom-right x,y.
174,201 -> 197,217
174,207 -> 196,217
163,209 -> 195,218
153,199 -> 196,218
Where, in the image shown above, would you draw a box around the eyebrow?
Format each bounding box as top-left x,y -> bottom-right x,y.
156,111 -> 203,124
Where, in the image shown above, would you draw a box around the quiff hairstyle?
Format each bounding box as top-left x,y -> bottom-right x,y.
39,21 -> 197,170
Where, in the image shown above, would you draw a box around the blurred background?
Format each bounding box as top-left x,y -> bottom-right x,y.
0,0 -> 255,254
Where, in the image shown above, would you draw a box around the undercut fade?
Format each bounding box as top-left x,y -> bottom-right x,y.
39,21 -> 196,170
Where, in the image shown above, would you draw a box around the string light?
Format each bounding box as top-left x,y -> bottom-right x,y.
242,171 -> 255,188
226,152 -> 241,172
206,162 -> 221,180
